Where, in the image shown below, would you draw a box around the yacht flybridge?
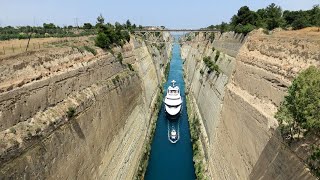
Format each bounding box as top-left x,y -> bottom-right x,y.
164,80 -> 182,117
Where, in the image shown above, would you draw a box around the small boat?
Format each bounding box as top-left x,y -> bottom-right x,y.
164,80 -> 182,117
170,129 -> 177,140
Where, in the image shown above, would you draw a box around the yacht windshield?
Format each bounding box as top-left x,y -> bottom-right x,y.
170,90 -> 178,93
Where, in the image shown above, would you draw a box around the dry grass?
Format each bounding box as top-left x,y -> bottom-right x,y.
0,36 -> 95,58
274,27 -> 320,40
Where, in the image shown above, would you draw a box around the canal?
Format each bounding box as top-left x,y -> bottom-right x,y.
145,39 -> 196,179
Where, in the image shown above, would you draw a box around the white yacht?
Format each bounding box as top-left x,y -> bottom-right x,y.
164,80 -> 182,117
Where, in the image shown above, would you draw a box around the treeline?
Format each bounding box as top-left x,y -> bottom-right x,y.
95,15 -> 136,49
0,23 -> 97,40
208,3 -> 320,34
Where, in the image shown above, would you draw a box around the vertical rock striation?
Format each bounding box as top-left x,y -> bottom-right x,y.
0,33 -> 173,179
181,30 -> 318,179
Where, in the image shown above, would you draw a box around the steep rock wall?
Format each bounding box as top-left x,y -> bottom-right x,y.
0,33 -> 173,179
182,30 -> 318,179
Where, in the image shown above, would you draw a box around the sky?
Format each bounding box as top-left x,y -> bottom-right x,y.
0,0 -> 319,28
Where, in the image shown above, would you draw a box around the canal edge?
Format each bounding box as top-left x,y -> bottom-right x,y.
185,76 -> 213,179
134,57 -> 171,180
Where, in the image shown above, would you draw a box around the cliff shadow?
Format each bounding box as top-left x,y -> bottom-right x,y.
71,120 -> 86,140
249,129 -> 314,180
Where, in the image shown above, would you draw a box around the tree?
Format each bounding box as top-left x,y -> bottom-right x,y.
310,5 -> 320,31
235,23 -> 256,34
230,6 -> 258,33
256,8 -> 268,28
95,33 -> 110,49
276,66 -> 320,136
126,19 -> 132,29
265,3 -> 284,30
292,15 -> 310,30
220,22 -> 229,33
233,6 -> 257,25
97,14 -> 104,25
83,23 -> 93,29
43,23 -> 56,29
95,17 -> 132,49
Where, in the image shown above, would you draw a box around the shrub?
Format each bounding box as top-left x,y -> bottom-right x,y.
67,107 -> 76,119
208,32 -> 215,43
112,78 -> 117,85
308,145 -> 320,177
9,127 -> 16,134
212,47 -> 215,51
117,53 -> 123,65
115,75 -> 120,82
128,63 -> 134,71
95,33 -> 111,49
234,24 -> 256,35
164,63 -> 170,79
215,51 -> 220,62
203,56 -> 220,75
200,69 -> 204,75
263,29 -> 270,35
35,127 -> 41,134
83,46 -> 97,55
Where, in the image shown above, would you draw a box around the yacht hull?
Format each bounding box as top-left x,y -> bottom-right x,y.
165,104 -> 182,119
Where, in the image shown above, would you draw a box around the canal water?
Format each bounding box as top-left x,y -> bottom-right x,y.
145,40 -> 196,179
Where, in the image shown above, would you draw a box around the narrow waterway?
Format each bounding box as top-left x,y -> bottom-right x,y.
145,40 -> 196,179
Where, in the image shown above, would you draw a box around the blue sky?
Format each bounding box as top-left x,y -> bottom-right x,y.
0,0 -> 318,28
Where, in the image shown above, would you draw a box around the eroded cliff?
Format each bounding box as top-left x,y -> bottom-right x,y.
182,29 -> 319,179
0,33 -> 173,179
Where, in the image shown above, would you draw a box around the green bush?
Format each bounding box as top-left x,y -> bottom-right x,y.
214,51 -> 220,62
206,3 -> 320,34
128,63 -> 134,71
276,66 -> 320,136
95,33 -> 111,49
234,24 -> 256,34
208,32 -> 215,43
309,145 -> 320,177
67,107 -> 76,119
200,69 -> 204,75
117,53 -> 123,65
203,56 -> 220,75
275,66 -> 320,177
94,16 -> 131,49
10,127 -> 16,134
83,46 -> 97,55
164,63 -> 170,79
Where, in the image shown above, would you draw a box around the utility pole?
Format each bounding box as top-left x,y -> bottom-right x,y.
74,18 -> 79,28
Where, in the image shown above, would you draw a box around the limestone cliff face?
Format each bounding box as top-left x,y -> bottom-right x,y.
0,33 -> 173,179
182,30 -> 318,179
